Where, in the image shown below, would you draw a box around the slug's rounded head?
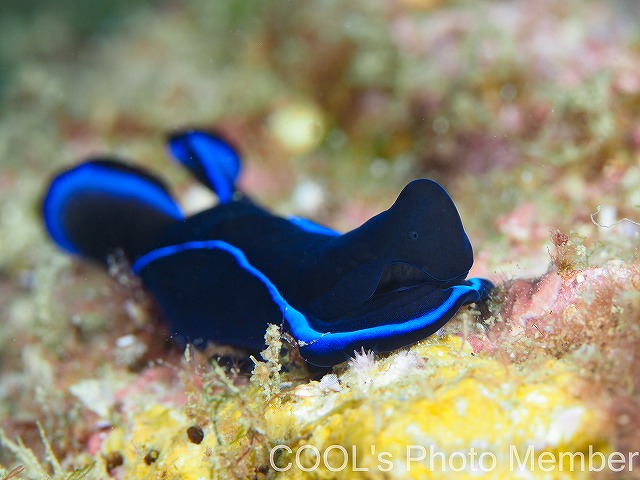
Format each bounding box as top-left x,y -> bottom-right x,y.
383,179 -> 473,282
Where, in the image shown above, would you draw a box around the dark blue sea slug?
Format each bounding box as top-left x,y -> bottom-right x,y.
42,130 -> 493,366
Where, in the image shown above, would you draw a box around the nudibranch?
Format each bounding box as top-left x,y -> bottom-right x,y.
42,130 -> 493,366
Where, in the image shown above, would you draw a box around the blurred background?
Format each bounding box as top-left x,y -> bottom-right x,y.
2,0 -> 640,472
1,1 -> 640,267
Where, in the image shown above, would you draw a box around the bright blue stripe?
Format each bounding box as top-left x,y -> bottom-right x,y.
132,240 -> 485,361
44,163 -> 183,254
170,132 -> 240,204
168,141 -> 192,170
290,281 -> 482,353
288,216 -> 340,236
132,240 -> 297,317
190,134 -> 239,204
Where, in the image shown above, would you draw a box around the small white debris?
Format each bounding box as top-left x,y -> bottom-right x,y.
291,179 -> 325,215
319,373 -> 341,392
545,407 -> 585,446
69,379 -> 116,418
455,398 -> 468,415
115,334 -> 136,348
596,205 -> 617,228
114,334 -> 147,367
181,184 -> 217,214
267,101 -> 325,154
124,300 -> 147,328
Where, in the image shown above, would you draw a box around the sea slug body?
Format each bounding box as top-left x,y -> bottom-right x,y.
42,129 -> 492,366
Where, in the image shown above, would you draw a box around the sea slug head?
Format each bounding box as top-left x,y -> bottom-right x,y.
309,179 -> 475,320
378,178 -> 473,283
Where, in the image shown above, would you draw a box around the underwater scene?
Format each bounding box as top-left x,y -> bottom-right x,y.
1,1 -> 640,478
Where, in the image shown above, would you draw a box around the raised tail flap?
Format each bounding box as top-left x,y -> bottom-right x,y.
42,159 -> 183,265
167,129 -> 241,204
